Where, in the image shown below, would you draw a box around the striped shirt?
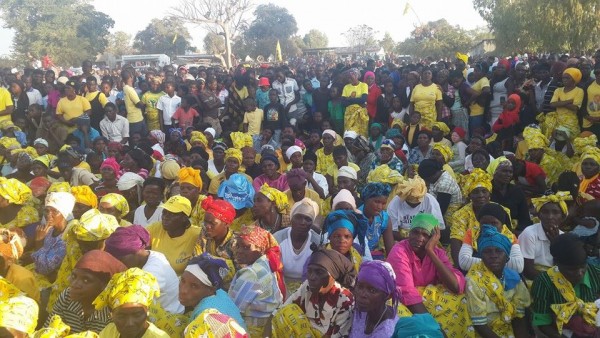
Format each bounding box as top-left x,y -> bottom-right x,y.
531,264 -> 600,326
46,288 -> 111,333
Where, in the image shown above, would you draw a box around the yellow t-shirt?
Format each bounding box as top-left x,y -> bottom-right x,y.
469,77 -> 490,116
551,86 -> 584,118
123,85 -> 143,123
410,83 -> 442,122
0,87 -> 14,123
56,95 -> 91,132
85,91 -> 108,107
147,222 -> 202,275
99,322 -> 170,338
326,162 -> 360,185
243,108 -> 264,137
584,81 -> 600,128
342,82 -> 369,108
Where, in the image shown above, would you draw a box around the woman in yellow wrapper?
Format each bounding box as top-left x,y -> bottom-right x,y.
410,68 -> 443,128
523,126 -> 562,186
0,177 -> 40,229
315,129 -> 337,175
531,233 -> 600,338
465,225 -> 530,338
70,186 -> 97,220
98,193 -> 131,227
95,268 -> 169,338
342,68 -> 369,137
544,68 -> 584,139
578,147 -> 600,203
184,309 -> 248,338
387,213 -> 474,338
0,294 -> 39,338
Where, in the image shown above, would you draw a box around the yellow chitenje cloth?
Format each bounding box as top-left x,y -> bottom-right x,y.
271,303 -> 323,338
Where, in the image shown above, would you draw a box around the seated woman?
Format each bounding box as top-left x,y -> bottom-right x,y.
252,184 -> 290,233
184,309 -> 248,337
350,260 -> 400,338
253,154 -> 289,192
46,250 -> 127,333
179,253 -> 245,328
324,209 -> 369,272
0,228 -> 39,302
431,142 -> 456,179
519,191 -> 570,281
0,294 -> 39,338
418,159 -> 462,230
359,183 -> 394,259
120,148 -> 152,179
579,147 -> 600,202
94,157 -> 121,198
407,130 -> 433,165
70,185 -> 98,219
531,233 -> 600,338
466,225 -> 530,338
387,213 -> 472,337
228,225 -> 284,338
218,173 -> 255,232
371,139 -> 404,175
270,247 -> 356,338
0,177 -> 40,229
99,193 -> 131,227
96,268 -> 169,338
458,202 -> 523,273
274,198 -> 320,292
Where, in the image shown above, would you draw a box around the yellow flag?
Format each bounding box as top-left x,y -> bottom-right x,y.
172,33 -> 178,44
403,2 -> 411,16
276,40 -> 282,62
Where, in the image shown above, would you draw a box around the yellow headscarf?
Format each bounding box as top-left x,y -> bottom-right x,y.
48,182 -> 71,193
432,122 -> 450,136
65,332 -> 98,338
462,168 -> 493,196
0,137 -> 21,150
531,191 -> 572,215
580,146 -> 600,165
184,309 -> 247,338
99,193 -> 130,218
432,143 -> 453,163
523,126 -> 549,149
224,148 -> 242,164
34,155 -> 52,168
189,131 -> 208,148
230,132 -> 253,149
367,164 -> 404,185
73,209 -> 119,242
486,156 -> 511,176
71,186 -> 98,209
259,184 -> 289,213
93,268 -> 160,310
160,159 -> 181,181
11,146 -> 38,160
564,68 -> 582,84
33,315 -> 71,338
573,134 -> 598,155
456,52 -> 469,65
0,177 -> 32,205
178,167 -> 202,189
0,295 -> 39,335
0,277 -> 22,300
397,176 -> 427,204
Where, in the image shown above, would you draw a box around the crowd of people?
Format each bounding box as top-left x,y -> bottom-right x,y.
0,50 -> 600,337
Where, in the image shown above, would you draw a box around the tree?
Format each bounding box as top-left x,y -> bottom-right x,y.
203,32 -> 225,55
396,19 -> 474,59
342,24 -> 378,54
1,0 -> 114,66
303,29 -> 328,49
171,0 -> 253,69
379,32 -> 395,54
473,0 -> 600,53
105,31 -> 135,57
243,4 -> 299,58
133,18 -> 195,57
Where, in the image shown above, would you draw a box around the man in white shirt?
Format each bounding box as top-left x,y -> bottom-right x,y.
24,75 -> 43,106
100,102 -> 129,144
156,81 -> 181,132
271,69 -> 300,120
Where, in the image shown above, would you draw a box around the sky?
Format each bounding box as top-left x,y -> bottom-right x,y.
0,0 -> 488,58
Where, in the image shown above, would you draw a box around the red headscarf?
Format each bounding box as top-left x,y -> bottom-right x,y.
29,177 -> 52,198
201,196 -> 236,224
100,157 -> 121,179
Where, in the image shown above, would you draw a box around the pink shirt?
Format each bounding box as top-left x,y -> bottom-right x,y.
386,240 -> 465,306
253,174 -> 289,192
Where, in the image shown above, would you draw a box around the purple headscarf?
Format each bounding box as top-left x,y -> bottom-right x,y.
104,224 -> 150,258
363,71 -> 375,84
357,260 -> 401,308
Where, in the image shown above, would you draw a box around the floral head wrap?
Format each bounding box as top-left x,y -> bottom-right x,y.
178,167 -> 202,189
225,148 -> 243,164
432,143 -> 453,163
361,182 -> 392,201
397,176 -> 427,204
93,267 -> 160,310
258,184 -> 289,213
35,315 -> 70,337
531,191 -> 572,215
523,126 -> 549,149
201,196 -> 236,224
0,295 -> 39,335
48,182 -> 71,193
0,177 -> 32,205
367,165 -> 404,185
462,168 -> 493,196
74,209 -> 119,241
99,193 -> 130,218
71,186 -> 98,209
230,132 -> 253,149
184,309 -> 248,338
573,133 -> 597,155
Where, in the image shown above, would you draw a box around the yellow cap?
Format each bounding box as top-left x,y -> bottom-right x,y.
162,195 -> 192,216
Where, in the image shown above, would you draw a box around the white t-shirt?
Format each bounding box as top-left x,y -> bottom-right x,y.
387,194 -> 446,231
272,77 -> 299,113
143,251 -> 184,314
518,223 -> 562,268
26,88 -> 43,106
273,228 -> 320,280
156,94 -> 181,126
307,172 -> 328,197
133,203 -> 163,228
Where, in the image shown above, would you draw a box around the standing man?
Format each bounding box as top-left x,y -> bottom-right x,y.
271,69 -> 300,122
0,81 -> 14,123
122,70 -> 147,136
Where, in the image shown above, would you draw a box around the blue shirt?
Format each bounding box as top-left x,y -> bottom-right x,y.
255,89 -> 271,110
191,289 -> 247,329
72,127 -> 100,149
358,205 -> 389,251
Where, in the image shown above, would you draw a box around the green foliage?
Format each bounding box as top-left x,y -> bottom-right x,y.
1,0 -> 114,66
133,18 -> 195,57
343,24 -> 378,54
204,32 -> 226,55
303,29 -> 328,49
242,4 -> 298,57
105,31 -> 135,57
473,0 -> 600,53
396,19 -> 474,59
379,32 -> 395,54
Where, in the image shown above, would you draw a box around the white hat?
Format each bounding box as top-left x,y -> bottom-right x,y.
343,131 -> 358,139
57,76 -> 69,85
45,192 -> 76,220
34,138 -> 49,148
204,128 -> 216,138
332,189 -> 358,211
285,146 -> 302,160
337,166 -> 357,180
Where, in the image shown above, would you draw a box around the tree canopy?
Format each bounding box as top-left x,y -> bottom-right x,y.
396,19 -> 475,59
342,24 -> 378,54
105,31 -> 135,57
303,29 -> 328,49
2,0 -> 114,66
133,18 -> 195,57
242,4 -> 299,58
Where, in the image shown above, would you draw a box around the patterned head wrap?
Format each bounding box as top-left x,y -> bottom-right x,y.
100,193 -> 130,218
74,209 -> 119,241
100,157 -> 121,179
184,309 -> 248,338
71,186 -> 98,209
178,167 -> 202,189
35,315 -> 71,337
357,261 -> 401,308
531,191 -> 572,215
477,224 -> 512,257
309,248 -> 357,289
581,147 -> 600,166
258,184 -> 289,213
46,192 -> 76,219
0,295 -> 39,335
290,198 -> 320,222
573,134 -> 598,155
361,182 -> 392,201
48,182 -> 71,193
367,165 -> 404,185
150,130 -> 166,147
201,196 -> 236,224
189,131 -> 208,148
432,143 -> 453,163
286,169 -> 308,188
462,168 -> 493,196
230,132 -> 253,149
523,126 -> 549,149
397,176 -> 427,204
236,225 -> 271,253
93,268 -> 160,310
0,177 -> 32,205
218,173 -> 255,210
116,172 -> 144,191
224,148 -> 243,164
0,278 -> 22,300
29,177 -> 52,198
486,156 -> 512,176
0,228 -> 24,262
0,136 -> 20,150
184,253 -> 229,289
410,213 -> 439,235
324,210 -> 368,249
563,68 -> 582,84
104,225 -> 151,258
432,122 -> 450,136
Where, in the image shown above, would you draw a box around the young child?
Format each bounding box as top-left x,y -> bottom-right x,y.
262,89 -> 286,143
492,94 -> 521,149
172,95 -> 199,135
389,96 -> 405,129
449,127 -> 468,173
243,97 -> 263,137
85,76 -> 109,130
404,111 -> 422,148
327,86 -> 344,134
255,77 -> 271,110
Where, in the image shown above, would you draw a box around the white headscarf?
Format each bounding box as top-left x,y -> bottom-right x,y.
45,192 -> 76,219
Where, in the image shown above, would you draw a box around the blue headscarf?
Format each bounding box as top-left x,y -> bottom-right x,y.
361,182 -> 391,202
393,314 -> 443,338
218,173 -> 255,210
324,210 -> 368,249
477,224 -> 520,290
185,253 -> 229,289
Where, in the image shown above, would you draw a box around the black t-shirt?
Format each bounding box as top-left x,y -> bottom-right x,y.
263,102 -> 285,130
